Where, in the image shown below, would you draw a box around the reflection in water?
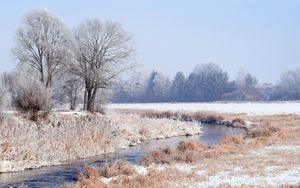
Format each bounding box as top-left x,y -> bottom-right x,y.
0,124 -> 243,188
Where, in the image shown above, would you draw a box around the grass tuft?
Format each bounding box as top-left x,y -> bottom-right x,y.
245,123 -> 281,138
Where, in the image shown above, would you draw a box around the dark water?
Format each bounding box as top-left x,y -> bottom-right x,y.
0,124 -> 243,188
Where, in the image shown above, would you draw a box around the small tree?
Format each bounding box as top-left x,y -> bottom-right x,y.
63,75 -> 83,110
70,19 -> 135,112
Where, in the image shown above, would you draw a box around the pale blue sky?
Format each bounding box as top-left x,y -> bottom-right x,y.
1,0 -> 300,83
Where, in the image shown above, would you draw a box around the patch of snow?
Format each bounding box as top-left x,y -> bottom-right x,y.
195,165 -> 300,187
0,161 -> 12,172
101,177 -> 117,184
251,145 -> 300,156
153,164 -> 166,171
109,102 -> 300,116
196,170 -> 206,176
134,165 -> 148,176
174,164 -> 195,173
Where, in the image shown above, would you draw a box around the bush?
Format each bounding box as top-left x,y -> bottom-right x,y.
177,141 -> 207,152
11,74 -> 51,119
232,117 -> 246,125
0,77 -> 10,111
245,124 -> 281,138
142,141 -> 209,165
98,161 -> 136,178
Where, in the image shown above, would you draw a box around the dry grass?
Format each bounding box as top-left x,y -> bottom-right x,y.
62,161 -> 136,188
142,120 -> 298,166
61,162 -> 168,188
142,140 -> 211,165
0,111 -> 201,173
232,117 -> 246,125
177,140 -> 207,152
142,137 -> 243,165
281,185 -> 300,188
0,113 -> 109,172
113,168 -> 167,188
214,135 -> 243,153
61,113 -> 300,187
97,161 -> 137,178
142,147 -> 177,164
116,109 -> 225,123
114,109 -> 249,128
138,127 -> 150,140
245,123 -> 281,138
62,175 -> 107,188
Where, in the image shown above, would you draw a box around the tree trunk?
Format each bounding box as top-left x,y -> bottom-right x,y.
46,76 -> 52,88
70,92 -> 76,110
86,88 -> 97,112
91,88 -> 97,111
83,89 -> 87,110
40,66 -> 44,84
86,89 -> 93,112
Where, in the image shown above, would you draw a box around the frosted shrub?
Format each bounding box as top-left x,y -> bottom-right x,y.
11,74 -> 51,119
0,77 -> 9,111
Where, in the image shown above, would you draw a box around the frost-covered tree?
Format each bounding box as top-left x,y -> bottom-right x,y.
145,71 -> 158,101
274,67 -> 300,100
245,73 -> 257,87
146,71 -> 171,102
153,72 -> 171,101
185,72 -> 207,101
62,75 -> 83,110
70,19 -> 135,111
112,70 -> 150,102
235,68 -> 257,88
186,63 -> 229,101
170,71 -> 186,101
235,67 -> 246,88
12,9 -> 71,88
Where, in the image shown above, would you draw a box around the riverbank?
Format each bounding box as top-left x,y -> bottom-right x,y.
114,108 -> 250,129
62,113 -> 300,187
109,102 -> 300,116
0,111 -> 201,173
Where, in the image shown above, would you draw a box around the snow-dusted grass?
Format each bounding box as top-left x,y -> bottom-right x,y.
66,140 -> 300,188
62,115 -> 300,187
0,112 -> 201,173
109,102 -> 300,116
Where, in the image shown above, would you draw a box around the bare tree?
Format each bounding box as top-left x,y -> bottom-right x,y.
12,8 -> 71,88
70,19 -> 135,112
62,75 -> 83,110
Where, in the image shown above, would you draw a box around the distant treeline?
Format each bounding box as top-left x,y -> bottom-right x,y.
111,63 -> 300,103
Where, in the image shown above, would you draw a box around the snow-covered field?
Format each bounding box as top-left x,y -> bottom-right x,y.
109,102 -> 300,116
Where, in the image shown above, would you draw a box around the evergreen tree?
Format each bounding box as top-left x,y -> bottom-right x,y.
170,71 -> 186,101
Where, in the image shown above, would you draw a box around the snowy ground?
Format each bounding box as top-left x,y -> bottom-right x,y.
109,102 -> 300,116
